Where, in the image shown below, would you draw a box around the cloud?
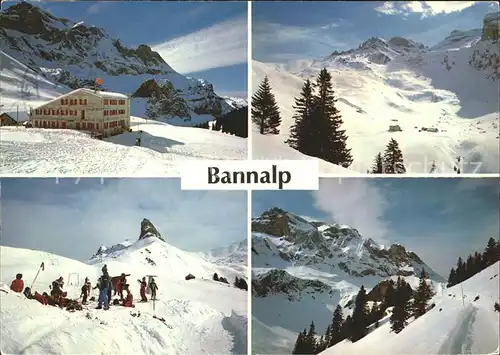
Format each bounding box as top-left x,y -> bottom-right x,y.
1,179 -> 247,262
252,20 -> 359,62
375,1 -> 484,17
151,15 -> 247,74
86,2 -> 111,14
312,178 -> 391,245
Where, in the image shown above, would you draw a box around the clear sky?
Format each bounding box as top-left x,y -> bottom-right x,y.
253,1 -> 499,63
5,0 -> 247,98
253,178 -> 499,277
1,178 -> 248,262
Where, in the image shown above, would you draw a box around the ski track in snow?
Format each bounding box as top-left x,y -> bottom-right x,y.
438,304 -> 477,355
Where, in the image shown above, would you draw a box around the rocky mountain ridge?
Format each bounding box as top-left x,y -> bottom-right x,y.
0,2 -> 236,116
294,12 -> 499,80
251,207 -> 444,299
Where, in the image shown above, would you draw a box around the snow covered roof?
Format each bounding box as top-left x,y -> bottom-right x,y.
34,88 -> 128,108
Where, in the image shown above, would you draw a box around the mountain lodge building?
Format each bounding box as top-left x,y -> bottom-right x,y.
30,88 -> 131,138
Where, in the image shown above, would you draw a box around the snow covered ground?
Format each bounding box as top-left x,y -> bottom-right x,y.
252,32 -> 500,174
1,116 -> 247,175
321,261 -> 500,355
0,237 -> 248,354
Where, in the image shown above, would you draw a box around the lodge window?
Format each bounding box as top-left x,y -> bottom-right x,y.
104,110 -> 108,116
79,99 -> 83,105
82,122 -> 86,129
119,99 -> 125,105
51,109 -> 55,115
105,123 -> 108,129
104,99 -> 109,105
84,98 -> 88,105
61,122 -> 66,129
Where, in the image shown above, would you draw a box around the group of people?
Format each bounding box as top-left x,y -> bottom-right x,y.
9,265 -> 159,311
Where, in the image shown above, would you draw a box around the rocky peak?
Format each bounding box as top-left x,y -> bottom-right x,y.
388,36 -> 424,50
252,269 -> 331,299
138,218 -> 165,242
359,37 -> 389,50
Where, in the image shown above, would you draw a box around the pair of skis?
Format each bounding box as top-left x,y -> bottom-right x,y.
152,297 -> 172,329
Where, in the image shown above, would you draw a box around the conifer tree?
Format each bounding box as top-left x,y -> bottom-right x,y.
329,304 -> 344,346
466,254 -> 475,279
390,277 -> 411,333
473,251 -> 483,274
286,79 -> 316,154
456,257 -> 466,284
312,68 -> 353,167
447,267 -> 457,288
413,269 -> 434,317
306,321 -> 317,354
342,315 -> 353,343
350,285 -> 369,342
483,237 -> 500,266
292,329 -> 308,354
371,152 -> 384,173
383,138 -> 406,173
324,324 -> 332,349
251,76 -> 282,135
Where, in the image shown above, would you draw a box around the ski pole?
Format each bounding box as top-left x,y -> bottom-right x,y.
153,296 -> 155,317
30,262 -> 45,290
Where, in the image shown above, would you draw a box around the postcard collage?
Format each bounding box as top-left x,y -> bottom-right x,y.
0,1 -> 499,355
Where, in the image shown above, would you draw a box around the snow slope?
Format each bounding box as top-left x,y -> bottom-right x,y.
0,237 -> 248,354
321,261 -> 500,355
252,28 -> 500,174
251,126 -> 358,174
0,116 -> 246,175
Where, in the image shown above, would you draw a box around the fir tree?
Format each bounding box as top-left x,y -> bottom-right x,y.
350,285 -> 369,342
329,304 -> 344,346
466,254 -> 475,279
285,79 -> 316,154
447,267 -> 457,288
251,76 -> 282,135
324,324 -> 332,349
383,138 -> 406,173
413,269 -> 434,317
390,277 -> 411,333
483,237 -> 500,266
292,329 -> 308,354
371,152 -> 384,173
342,315 -> 353,343
305,321 -> 317,354
473,251 -> 483,274
456,257 -> 466,284
312,68 -> 353,167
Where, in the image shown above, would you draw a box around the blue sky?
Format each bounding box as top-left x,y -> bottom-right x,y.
5,0 -> 247,97
253,178 -> 499,276
253,1 -> 499,62
1,178 -> 247,262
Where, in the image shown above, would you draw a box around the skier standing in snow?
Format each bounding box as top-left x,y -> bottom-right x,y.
138,277 -> 148,302
96,274 -> 110,310
10,273 -> 24,293
149,278 -> 158,301
51,277 -> 65,302
81,281 -> 89,305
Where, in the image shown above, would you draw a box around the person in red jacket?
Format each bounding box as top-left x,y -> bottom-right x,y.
33,291 -> 48,305
10,273 -> 24,293
122,285 -> 134,308
137,277 -> 147,302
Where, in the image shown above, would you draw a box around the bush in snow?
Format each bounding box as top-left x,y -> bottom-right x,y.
213,273 -> 219,281
494,302 -> 500,312
234,277 -> 248,291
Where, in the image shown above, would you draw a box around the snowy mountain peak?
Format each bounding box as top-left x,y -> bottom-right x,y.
138,218 -> 165,242
252,208 -> 443,281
